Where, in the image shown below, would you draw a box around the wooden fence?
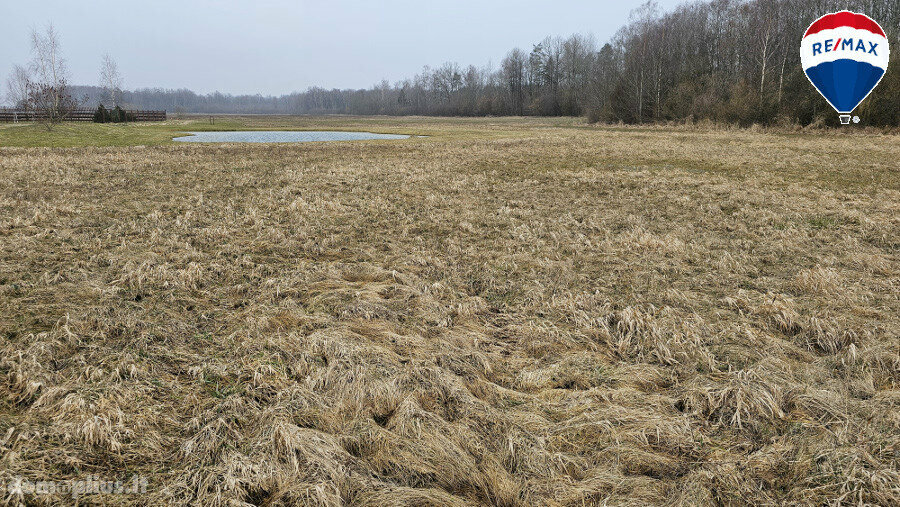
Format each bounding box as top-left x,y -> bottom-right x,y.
0,109 -> 166,122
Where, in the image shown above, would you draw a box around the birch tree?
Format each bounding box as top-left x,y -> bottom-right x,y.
26,24 -> 77,127
100,53 -> 123,106
29,25 -> 69,115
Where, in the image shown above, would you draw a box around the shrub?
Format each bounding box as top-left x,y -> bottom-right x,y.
112,105 -> 127,123
93,104 -> 110,123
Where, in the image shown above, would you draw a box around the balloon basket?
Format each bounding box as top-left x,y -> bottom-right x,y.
839,115 -> 852,125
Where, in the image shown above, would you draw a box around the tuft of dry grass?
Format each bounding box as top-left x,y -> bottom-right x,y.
0,116 -> 898,505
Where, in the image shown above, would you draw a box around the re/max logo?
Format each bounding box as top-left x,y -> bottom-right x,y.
812,38 -> 879,56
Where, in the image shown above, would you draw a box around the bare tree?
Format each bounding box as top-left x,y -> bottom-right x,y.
26,24 -> 77,128
501,49 -> 526,115
619,1 -> 659,123
4,65 -> 31,108
100,53 -> 123,106
29,25 -> 68,112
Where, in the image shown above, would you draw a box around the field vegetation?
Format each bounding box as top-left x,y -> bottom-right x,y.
0,117 -> 897,505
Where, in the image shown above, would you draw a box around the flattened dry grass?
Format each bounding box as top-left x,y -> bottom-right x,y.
0,117 -> 898,505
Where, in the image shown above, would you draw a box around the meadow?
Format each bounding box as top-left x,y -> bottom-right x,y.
0,117 -> 897,505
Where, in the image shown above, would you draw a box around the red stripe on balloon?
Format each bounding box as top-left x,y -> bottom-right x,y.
804,11 -> 886,38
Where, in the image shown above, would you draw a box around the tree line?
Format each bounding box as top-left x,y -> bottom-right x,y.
7,0 -> 900,126
289,0 -> 898,126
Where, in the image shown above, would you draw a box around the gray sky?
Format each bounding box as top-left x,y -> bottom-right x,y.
2,0 -> 683,96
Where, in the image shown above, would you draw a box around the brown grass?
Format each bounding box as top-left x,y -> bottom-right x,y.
0,117 -> 898,505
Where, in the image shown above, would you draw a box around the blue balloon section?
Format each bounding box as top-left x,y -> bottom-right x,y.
804,59 -> 885,113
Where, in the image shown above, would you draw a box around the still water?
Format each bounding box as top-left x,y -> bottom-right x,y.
173,131 -> 411,143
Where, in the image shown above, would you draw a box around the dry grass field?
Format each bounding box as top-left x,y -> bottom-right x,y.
0,117 -> 898,505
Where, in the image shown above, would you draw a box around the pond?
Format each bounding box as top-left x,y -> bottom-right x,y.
173,131 -> 411,143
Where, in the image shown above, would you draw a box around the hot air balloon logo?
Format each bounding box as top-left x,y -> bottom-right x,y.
801,11 -> 890,124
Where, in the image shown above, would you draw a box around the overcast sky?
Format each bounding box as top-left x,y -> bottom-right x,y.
2,0 -> 684,96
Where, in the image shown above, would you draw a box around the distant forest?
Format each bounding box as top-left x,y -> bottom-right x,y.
77,0 -> 899,125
